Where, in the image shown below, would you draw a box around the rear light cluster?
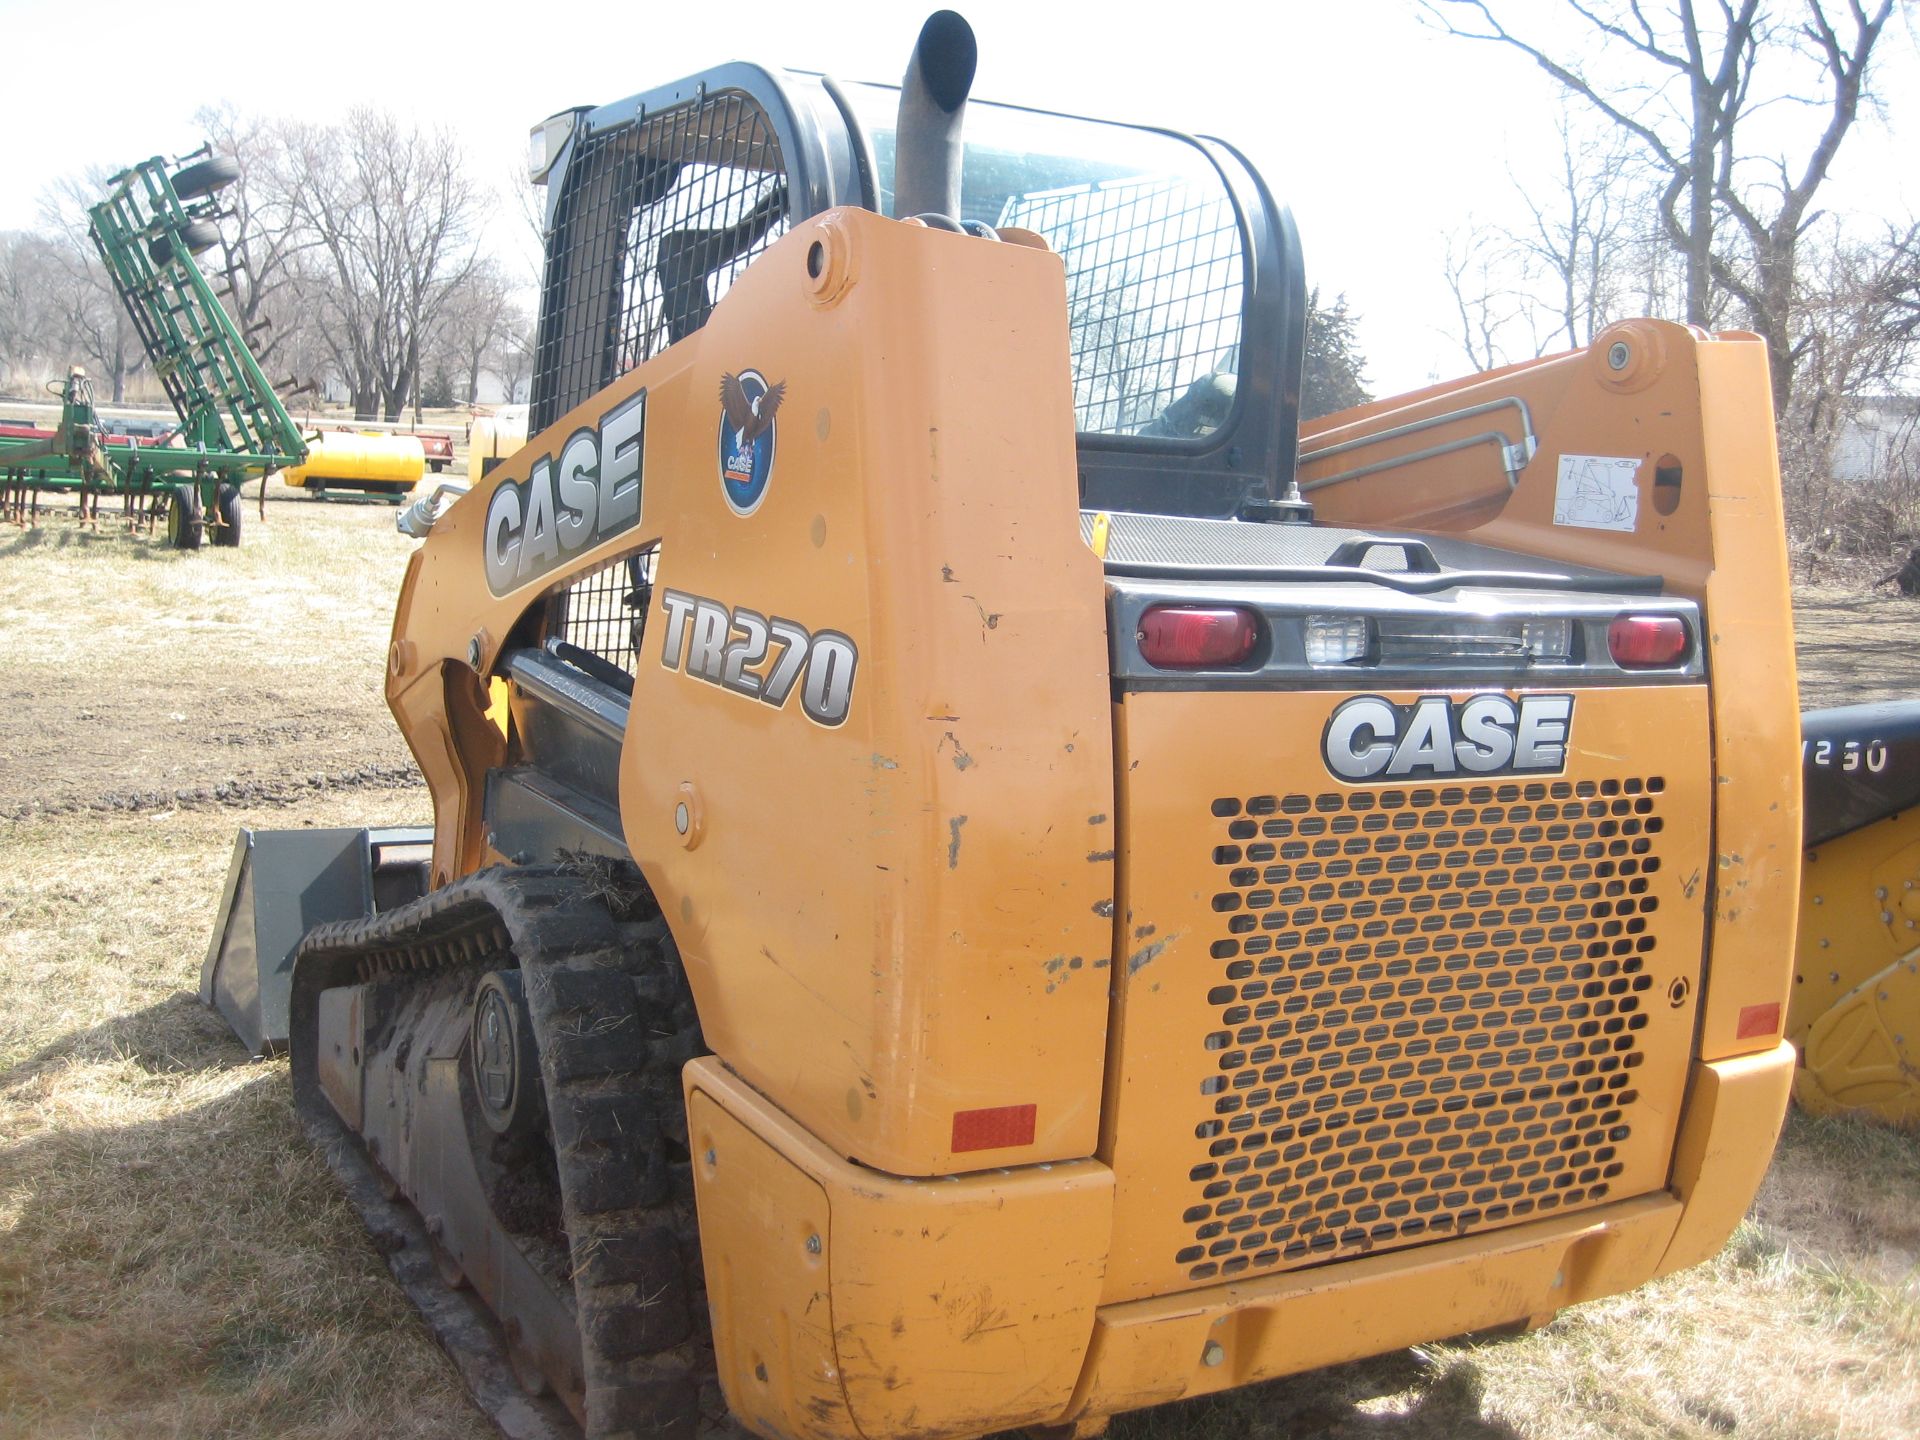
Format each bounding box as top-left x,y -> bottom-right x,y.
1307,613 -> 1576,666
1607,614 -> 1690,668
1138,607 -> 1692,672
1304,614 -> 1369,665
1138,606 -> 1260,669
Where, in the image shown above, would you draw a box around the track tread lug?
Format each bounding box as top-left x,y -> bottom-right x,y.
534,968 -> 649,1082
594,1374 -> 700,1438
290,864 -> 709,1440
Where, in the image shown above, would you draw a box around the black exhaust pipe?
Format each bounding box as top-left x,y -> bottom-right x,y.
892,10 -> 977,220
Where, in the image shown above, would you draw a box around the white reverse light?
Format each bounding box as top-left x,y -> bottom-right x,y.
1521,617 -> 1573,660
1305,614 -> 1371,665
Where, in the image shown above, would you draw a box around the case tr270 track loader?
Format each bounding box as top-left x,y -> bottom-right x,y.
199,12 -> 1803,1439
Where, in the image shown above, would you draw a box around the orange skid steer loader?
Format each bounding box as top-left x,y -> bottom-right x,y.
200,12 -> 1801,1438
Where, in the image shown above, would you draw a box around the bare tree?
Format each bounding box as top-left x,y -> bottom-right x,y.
0,232 -> 62,383
493,307 -> 536,403
1424,0 -> 1898,414
1511,112 -> 1641,350
1442,221 -> 1530,370
285,110 -> 484,420
1793,223 -> 1920,443
1440,108 -> 1697,372
508,164 -> 548,275
1780,220 -> 1920,559
36,174 -> 147,402
432,262 -> 519,404
191,104 -> 319,376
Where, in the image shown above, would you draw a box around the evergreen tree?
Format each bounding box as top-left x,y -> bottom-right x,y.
1300,288 -> 1372,422
422,365 -> 456,409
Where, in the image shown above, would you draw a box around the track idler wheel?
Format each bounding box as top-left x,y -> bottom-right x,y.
471,969 -> 544,1144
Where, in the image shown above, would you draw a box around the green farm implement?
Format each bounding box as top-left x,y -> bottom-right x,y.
0,149 -> 307,548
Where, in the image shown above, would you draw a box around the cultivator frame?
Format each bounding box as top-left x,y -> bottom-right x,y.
0,149 -> 307,547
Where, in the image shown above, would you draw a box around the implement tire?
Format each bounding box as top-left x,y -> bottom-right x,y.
171,156 -> 241,200
149,221 -> 221,266
212,483 -> 242,547
164,484 -> 204,550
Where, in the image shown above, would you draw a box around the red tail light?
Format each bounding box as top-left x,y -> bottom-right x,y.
1138,606 -> 1259,668
1607,614 -> 1689,668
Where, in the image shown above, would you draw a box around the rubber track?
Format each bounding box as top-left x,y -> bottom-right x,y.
289,866 -> 706,1440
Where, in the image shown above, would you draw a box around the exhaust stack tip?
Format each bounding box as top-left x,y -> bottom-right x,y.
893,10 -> 978,221
912,10 -> 977,114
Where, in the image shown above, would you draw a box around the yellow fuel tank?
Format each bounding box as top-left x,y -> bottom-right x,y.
466,409 -> 528,484
285,432 -> 426,496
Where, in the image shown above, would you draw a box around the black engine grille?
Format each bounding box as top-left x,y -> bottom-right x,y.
1176,778 -> 1667,1284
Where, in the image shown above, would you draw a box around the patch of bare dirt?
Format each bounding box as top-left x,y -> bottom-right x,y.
1794,569 -> 1920,708
0,492 -> 420,820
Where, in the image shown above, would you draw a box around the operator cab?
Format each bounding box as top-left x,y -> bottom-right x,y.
529,63 -> 1304,521
524,38 -> 1696,715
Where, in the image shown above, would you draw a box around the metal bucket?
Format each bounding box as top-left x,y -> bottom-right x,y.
200,825 -> 432,1055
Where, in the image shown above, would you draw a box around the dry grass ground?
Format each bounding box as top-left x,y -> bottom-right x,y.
2,498 -> 1919,1438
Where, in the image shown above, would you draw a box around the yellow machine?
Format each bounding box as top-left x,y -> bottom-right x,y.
258,14 -> 1799,1439
1790,703 -> 1920,1123
469,407 -> 530,485
282,429 -> 426,501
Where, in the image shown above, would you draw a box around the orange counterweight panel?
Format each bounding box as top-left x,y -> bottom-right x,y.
683,1041 -> 1790,1440
686,1059 -> 1113,1440
1101,684 -> 1712,1305
1060,1044 -> 1789,1425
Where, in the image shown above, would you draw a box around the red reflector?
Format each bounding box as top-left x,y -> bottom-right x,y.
1607,614 -> 1689,668
1736,1002 -> 1782,1040
951,1103 -> 1037,1153
1137,606 -> 1258,668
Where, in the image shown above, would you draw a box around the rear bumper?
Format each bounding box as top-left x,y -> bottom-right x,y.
684,1041 -> 1792,1440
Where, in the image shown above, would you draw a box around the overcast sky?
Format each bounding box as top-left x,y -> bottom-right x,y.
4,0 -> 1916,395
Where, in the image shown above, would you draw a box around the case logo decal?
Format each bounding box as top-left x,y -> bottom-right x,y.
1322,693 -> 1573,782
658,587 -> 857,728
484,390 -> 645,596
717,369 -> 785,515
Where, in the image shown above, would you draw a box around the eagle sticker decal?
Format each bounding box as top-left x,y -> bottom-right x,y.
717,369 -> 785,515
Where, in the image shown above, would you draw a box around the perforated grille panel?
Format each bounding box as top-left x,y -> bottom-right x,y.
1176,777 -> 1667,1284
